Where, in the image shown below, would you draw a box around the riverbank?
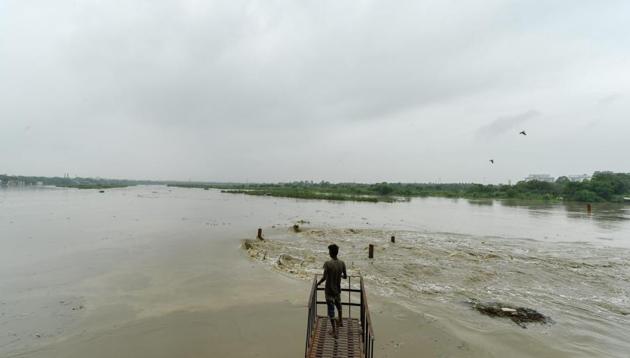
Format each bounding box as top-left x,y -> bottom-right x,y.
56,184 -> 130,189
171,171 -> 630,204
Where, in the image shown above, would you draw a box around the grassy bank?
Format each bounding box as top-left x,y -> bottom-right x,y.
0,174 -> 151,189
6,172 -> 627,203
222,189 -> 395,202
170,172 -> 630,204
56,184 -> 130,190
167,183 -> 396,202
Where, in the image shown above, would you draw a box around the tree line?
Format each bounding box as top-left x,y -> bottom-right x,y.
205,172 -> 630,203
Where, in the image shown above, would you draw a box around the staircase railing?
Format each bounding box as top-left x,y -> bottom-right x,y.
305,274 -> 375,358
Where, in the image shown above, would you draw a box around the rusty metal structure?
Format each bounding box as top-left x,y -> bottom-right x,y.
305,275 -> 375,358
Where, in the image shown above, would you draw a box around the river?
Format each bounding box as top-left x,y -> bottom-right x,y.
1,186 -> 628,357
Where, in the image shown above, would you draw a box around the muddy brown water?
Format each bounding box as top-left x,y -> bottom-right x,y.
1,186 -> 629,357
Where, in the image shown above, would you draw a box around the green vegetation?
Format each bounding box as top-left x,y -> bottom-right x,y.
0,174 -> 145,189
4,172 -> 629,203
224,189 -> 390,202
192,172 -> 630,203
56,183 -> 130,190
167,183 -> 392,202
167,183 -> 215,190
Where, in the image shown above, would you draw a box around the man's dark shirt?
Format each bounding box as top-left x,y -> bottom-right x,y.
323,258 -> 346,299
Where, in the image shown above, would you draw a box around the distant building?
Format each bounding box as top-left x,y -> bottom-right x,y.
567,174 -> 590,182
525,174 -> 555,183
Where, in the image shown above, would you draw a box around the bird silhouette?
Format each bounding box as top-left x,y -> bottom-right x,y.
489,159 -> 494,164
519,130 -> 527,136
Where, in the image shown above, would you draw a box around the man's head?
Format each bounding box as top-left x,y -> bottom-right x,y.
328,244 -> 339,258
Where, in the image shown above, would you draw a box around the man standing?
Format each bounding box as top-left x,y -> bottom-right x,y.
317,244 -> 347,339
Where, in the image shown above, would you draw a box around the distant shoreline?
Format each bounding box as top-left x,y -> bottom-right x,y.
2,172 -> 629,203
167,172 -> 630,204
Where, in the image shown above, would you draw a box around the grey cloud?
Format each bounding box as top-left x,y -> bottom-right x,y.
2,1 -> 567,129
476,110 -> 541,139
1,1 -> 629,182
598,94 -> 622,106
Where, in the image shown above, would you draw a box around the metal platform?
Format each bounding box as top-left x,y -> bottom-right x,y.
308,317 -> 362,358
305,275 -> 374,358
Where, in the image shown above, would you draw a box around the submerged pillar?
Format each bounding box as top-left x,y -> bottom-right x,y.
368,244 -> 374,259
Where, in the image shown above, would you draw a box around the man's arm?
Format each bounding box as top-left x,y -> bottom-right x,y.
342,262 -> 347,279
317,265 -> 327,286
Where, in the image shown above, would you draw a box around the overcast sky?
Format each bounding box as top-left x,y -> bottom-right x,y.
1,1 -> 629,183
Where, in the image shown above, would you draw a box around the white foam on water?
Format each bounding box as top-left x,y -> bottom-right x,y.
244,227 -> 630,357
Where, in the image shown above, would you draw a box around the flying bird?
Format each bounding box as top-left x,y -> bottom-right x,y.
519,130 -> 527,136
489,159 -> 494,164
